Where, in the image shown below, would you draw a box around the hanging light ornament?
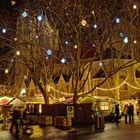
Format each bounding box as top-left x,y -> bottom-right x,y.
133,4 -> 137,9
16,51 -> 20,56
61,58 -> 66,64
2,28 -> 6,33
115,17 -> 120,23
74,45 -> 78,49
93,24 -> 97,29
123,37 -> 129,44
5,69 -> 9,74
21,11 -> 28,18
37,15 -> 43,21
81,19 -> 87,26
133,40 -> 137,44
11,0 -> 16,6
46,49 -> 52,55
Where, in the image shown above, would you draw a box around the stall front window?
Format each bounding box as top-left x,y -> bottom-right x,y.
29,104 -> 34,113
39,104 -> 42,113
100,102 -> 109,110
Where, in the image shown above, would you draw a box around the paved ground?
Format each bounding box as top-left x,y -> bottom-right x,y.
1,116 -> 140,140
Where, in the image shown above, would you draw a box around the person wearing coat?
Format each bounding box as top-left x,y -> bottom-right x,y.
115,104 -> 120,125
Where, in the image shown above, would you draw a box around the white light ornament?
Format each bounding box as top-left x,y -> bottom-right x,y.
65,40 -> 69,45
115,17 -> 120,24
61,58 -> 66,64
74,45 -> 78,49
93,24 -> 97,29
2,28 -> 6,33
21,11 -> 28,17
119,32 -> 124,38
99,62 -> 103,66
123,37 -> 129,44
37,15 -> 43,21
46,49 -> 52,55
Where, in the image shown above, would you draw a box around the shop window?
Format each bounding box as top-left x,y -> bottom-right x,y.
29,104 -> 34,113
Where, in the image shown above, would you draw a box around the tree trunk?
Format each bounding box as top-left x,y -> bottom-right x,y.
37,82 -> 49,105
73,93 -> 78,104
43,90 -> 49,105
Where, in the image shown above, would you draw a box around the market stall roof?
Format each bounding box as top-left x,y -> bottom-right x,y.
7,96 -> 45,105
93,96 -> 116,102
0,96 -> 13,105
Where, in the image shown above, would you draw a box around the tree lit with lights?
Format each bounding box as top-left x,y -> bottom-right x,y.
0,0 -> 140,104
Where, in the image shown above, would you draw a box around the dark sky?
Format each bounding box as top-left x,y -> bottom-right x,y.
0,0 -> 11,9
0,0 -> 22,11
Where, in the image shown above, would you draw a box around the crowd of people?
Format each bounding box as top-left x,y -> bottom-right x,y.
115,103 -> 134,125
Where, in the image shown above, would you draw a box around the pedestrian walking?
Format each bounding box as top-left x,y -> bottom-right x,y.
123,104 -> 128,124
115,104 -> 120,125
128,103 -> 134,124
10,107 -> 21,134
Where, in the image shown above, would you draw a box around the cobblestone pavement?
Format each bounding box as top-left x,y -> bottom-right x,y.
1,117 -> 140,140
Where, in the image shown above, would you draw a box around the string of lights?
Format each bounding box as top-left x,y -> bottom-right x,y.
46,80 -> 140,96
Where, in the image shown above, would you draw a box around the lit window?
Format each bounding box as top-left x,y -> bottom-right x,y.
39,104 -> 42,113
100,102 -> 109,110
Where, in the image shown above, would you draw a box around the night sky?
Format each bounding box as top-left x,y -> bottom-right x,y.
0,0 -> 12,9
0,0 -> 22,11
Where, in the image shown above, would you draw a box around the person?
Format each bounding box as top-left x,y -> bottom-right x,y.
10,107 -> 21,134
128,103 -> 134,124
123,104 -> 128,124
21,108 -> 27,128
115,104 -> 120,125
136,101 -> 140,119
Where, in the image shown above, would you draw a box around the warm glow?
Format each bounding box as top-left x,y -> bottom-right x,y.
133,4 -> 137,9
24,75 -> 27,79
20,88 -> 26,95
74,45 -> 78,49
16,51 -> 20,56
11,0 -> 16,6
81,19 -> 87,26
134,40 -> 137,44
5,69 -> 9,74
14,37 -> 17,41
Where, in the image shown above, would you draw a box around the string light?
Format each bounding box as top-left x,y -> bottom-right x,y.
96,80 -> 126,91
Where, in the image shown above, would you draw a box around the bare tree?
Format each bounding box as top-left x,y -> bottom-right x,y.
39,0 -> 140,103
0,0 -> 140,104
